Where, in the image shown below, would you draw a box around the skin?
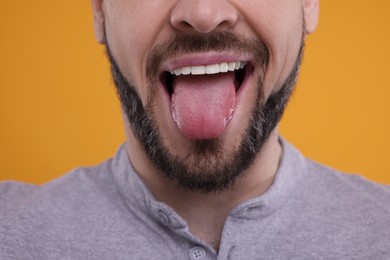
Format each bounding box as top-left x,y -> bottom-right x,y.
91,0 -> 319,250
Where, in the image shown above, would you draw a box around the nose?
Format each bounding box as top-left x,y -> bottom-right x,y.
170,0 -> 238,34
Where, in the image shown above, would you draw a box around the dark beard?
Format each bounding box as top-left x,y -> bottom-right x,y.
106,31 -> 304,193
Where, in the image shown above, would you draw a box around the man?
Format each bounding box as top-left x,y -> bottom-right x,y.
1,0 -> 389,259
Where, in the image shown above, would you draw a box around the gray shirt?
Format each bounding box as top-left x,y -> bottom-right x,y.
1,139 -> 390,260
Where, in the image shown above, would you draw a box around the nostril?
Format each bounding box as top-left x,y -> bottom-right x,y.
218,20 -> 234,30
181,21 -> 193,30
172,20 -> 194,32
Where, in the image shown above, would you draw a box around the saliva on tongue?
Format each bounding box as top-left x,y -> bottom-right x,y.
171,72 -> 236,140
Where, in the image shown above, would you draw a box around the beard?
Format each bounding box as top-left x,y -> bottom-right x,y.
106,31 -> 304,193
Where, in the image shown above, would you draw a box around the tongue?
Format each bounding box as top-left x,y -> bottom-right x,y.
171,72 -> 236,139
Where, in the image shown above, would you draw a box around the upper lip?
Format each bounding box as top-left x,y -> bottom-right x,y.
160,51 -> 254,73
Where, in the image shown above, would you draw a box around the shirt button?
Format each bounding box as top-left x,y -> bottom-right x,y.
157,209 -> 171,225
189,246 -> 206,260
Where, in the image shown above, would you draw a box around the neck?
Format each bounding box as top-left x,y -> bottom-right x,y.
126,127 -> 282,250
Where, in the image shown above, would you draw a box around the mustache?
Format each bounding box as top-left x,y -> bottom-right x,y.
146,31 -> 269,80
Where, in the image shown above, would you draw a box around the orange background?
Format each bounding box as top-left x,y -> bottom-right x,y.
1,1 -> 389,184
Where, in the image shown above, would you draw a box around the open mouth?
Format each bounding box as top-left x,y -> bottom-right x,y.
161,61 -> 252,97
159,60 -> 254,140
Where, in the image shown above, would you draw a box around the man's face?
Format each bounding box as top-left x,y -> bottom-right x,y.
91,0 -> 318,192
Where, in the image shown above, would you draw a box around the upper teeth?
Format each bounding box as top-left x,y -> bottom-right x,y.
170,61 -> 247,76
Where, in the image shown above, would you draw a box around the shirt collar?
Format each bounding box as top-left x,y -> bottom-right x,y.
111,137 -> 308,226
111,144 -> 187,230
230,138 -> 308,219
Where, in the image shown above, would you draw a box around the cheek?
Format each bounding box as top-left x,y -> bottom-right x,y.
104,2 -> 171,102
246,3 -> 303,98
263,30 -> 303,99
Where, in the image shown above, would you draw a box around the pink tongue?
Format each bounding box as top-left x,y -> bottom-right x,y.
172,72 -> 236,139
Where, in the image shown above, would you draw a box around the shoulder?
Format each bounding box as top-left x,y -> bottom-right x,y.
0,181 -> 37,204
0,158 -> 122,258
0,156 -> 117,210
281,139 -> 390,210
305,158 -> 390,207
0,155 -> 120,216
295,158 -> 390,255
276,142 -> 390,257
0,145 -> 172,259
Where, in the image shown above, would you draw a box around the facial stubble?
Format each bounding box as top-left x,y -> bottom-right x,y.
107,32 -> 304,193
